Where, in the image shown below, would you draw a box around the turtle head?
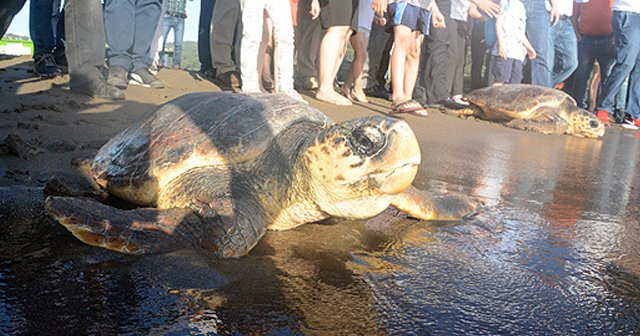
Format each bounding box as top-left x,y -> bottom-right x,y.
302,116 -> 421,219
568,109 -> 605,138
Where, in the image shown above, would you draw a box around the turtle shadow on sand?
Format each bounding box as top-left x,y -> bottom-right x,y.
44,92 -> 477,259
5,92 -> 477,333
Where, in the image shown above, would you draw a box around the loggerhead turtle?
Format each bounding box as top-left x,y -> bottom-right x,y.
45,92 -> 476,258
445,84 -> 605,138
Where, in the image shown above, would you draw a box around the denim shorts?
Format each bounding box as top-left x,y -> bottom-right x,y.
385,1 -> 431,35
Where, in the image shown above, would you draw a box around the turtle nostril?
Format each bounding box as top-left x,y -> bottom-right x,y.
590,120 -> 600,128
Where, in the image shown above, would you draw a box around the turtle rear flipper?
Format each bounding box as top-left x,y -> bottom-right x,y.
45,196 -> 203,254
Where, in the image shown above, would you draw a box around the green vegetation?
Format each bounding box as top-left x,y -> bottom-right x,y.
163,41 -> 200,70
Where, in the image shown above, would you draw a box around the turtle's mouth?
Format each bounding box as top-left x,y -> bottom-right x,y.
367,162 -> 419,195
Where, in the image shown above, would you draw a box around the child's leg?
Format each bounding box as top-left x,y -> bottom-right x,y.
316,25 -> 353,105
260,10 -> 273,91
268,0 -> 297,94
391,25 -> 422,106
257,9 -> 272,92
342,30 -> 370,102
240,2 -> 265,92
402,31 -> 423,101
509,59 -> 524,84
491,56 -> 510,86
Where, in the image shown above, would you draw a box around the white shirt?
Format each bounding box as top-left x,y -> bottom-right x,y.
493,0 -> 527,61
555,0 -> 573,16
613,0 -> 640,13
450,0 -> 471,21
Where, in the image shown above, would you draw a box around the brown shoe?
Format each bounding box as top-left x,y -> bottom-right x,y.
215,71 -> 240,88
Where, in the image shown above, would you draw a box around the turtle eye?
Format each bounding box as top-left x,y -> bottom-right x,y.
351,125 -> 386,156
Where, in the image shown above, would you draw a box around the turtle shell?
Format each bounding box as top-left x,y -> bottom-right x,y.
91,92 -> 332,205
465,84 -> 577,122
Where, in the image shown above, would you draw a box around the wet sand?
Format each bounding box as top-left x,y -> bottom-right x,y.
3,55 -> 640,334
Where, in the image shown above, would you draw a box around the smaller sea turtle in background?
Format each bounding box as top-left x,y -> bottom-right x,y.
45,92 -> 476,258
444,84 -> 605,138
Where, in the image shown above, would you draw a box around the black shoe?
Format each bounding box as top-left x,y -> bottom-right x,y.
130,67 -> 165,88
34,53 -> 60,78
71,78 -> 125,100
53,47 -> 67,66
364,83 -> 391,100
442,96 -> 469,110
199,68 -> 216,80
107,65 -> 129,89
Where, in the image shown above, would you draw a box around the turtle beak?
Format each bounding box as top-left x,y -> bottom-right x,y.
368,119 -> 420,194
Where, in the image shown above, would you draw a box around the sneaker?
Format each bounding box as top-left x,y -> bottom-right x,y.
130,67 -> 165,88
364,83 -> 391,100
71,77 -> 125,100
107,65 -> 129,89
215,71 -> 240,88
294,76 -> 319,90
595,109 -> 610,124
34,53 -> 60,78
442,96 -> 469,110
199,68 -> 216,80
450,94 -> 470,106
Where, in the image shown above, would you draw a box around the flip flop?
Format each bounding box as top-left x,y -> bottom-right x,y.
391,100 -> 428,117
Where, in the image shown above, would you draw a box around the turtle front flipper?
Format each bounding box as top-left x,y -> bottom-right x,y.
505,119 -> 569,135
391,186 -> 477,221
45,196 -> 203,254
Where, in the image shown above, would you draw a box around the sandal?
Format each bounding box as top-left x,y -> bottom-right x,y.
391,99 -> 428,117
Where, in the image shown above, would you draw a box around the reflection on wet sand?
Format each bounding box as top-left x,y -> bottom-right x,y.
2,126 -> 640,334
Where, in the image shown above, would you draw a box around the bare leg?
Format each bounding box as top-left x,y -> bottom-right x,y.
316,25 -> 352,106
261,11 -> 274,92
342,31 -> 369,103
256,9 -> 272,93
391,25 -> 422,107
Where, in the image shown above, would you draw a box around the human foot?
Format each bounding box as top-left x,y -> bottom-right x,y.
341,86 -> 368,103
316,89 -> 352,106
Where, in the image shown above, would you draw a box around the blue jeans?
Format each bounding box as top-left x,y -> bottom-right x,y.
161,15 -> 185,67
571,35 -> 615,109
550,18 -> 578,87
597,11 -> 640,119
525,0 -> 551,87
104,0 -> 162,71
197,0 -> 215,72
29,0 -> 65,58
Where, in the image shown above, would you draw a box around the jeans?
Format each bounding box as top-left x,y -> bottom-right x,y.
571,36 -> 615,109
161,15 -> 185,66
240,0 -> 295,92
550,18 -> 578,87
64,0 -> 107,88
30,0 -> 65,57
597,11 -> 640,119
524,0 -> 551,87
198,0 -> 215,71
104,0 -> 162,71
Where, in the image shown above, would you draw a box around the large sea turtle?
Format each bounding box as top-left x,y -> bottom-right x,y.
446,84 -> 605,138
45,92 -> 475,258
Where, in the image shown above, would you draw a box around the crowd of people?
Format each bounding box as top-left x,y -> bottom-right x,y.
2,0 -> 639,128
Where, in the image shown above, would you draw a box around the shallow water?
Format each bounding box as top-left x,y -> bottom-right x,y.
1,128 -> 640,335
